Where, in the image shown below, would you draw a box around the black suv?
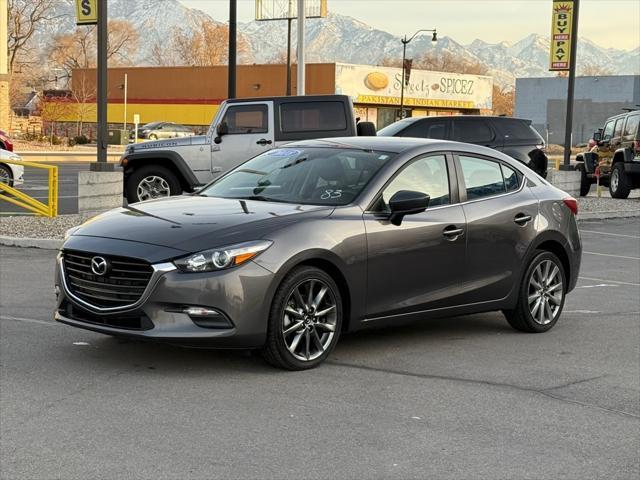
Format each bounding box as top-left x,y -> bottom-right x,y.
576,110 -> 640,198
378,116 -> 548,177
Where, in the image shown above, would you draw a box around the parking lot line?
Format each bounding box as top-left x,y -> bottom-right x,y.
583,251 -> 640,261
579,276 -> 640,287
580,230 -> 640,239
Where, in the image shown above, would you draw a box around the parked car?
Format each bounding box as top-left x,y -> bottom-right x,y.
0,129 -> 14,152
575,110 -> 640,198
0,149 -> 24,188
130,122 -> 195,141
119,95 -> 376,203
56,137 -> 581,370
378,115 -> 549,178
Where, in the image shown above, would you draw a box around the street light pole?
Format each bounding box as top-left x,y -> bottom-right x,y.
399,29 -> 437,120
91,0 -> 111,171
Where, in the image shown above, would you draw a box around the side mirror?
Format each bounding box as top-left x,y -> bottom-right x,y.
388,190 -> 429,226
214,122 -> 229,144
592,131 -> 602,142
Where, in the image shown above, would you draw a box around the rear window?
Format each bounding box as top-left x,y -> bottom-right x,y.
377,119 -> 417,136
623,115 -> 639,138
495,119 -> 542,142
280,102 -> 347,133
451,119 -> 494,144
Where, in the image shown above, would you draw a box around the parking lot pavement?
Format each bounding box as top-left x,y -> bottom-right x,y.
0,163 -> 97,216
1,219 -> 638,479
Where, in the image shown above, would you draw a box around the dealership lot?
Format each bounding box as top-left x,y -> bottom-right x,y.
1,218 -> 638,479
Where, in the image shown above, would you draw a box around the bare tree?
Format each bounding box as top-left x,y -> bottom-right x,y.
579,65 -> 612,76
152,18 -> 250,66
8,0 -> 61,73
492,85 -> 514,116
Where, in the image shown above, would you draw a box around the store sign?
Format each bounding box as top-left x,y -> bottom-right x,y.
549,1 -> 574,71
75,0 -> 98,25
335,63 -> 493,110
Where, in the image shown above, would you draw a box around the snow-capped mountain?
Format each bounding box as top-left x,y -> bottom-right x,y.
32,1 -> 639,87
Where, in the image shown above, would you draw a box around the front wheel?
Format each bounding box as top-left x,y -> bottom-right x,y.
503,251 -> 566,333
125,165 -> 182,203
576,163 -> 591,197
261,266 -> 342,370
609,162 -> 631,199
0,164 -> 13,188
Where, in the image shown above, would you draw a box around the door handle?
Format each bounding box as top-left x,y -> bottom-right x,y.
256,138 -> 272,146
514,213 -> 532,226
443,225 -> 464,240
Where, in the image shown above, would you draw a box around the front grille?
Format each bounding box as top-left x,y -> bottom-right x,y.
59,300 -> 153,331
62,250 -> 153,309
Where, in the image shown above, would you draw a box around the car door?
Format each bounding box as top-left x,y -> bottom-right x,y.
363,153 -> 467,319
211,102 -> 275,178
455,153 -> 538,303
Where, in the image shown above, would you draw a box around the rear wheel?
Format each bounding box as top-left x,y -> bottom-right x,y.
261,266 -> 342,370
125,165 -> 182,203
609,162 -> 631,199
576,163 -> 591,197
503,251 -> 566,333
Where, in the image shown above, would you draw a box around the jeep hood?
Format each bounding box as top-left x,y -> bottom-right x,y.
68,196 -> 333,254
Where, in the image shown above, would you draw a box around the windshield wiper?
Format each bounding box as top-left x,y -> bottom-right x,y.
233,195 -> 283,203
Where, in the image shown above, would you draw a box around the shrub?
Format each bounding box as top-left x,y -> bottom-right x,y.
73,135 -> 89,145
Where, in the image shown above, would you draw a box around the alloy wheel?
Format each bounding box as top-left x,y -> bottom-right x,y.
137,175 -> 171,201
282,279 -> 338,361
527,259 -> 564,325
0,167 -> 11,185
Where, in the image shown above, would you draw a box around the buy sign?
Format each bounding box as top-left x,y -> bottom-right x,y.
75,0 -> 98,25
549,1 -> 574,71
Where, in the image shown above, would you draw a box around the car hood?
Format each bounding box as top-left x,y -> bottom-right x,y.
70,195 -> 334,254
126,135 -> 207,152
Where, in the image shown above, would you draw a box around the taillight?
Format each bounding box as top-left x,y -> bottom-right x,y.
563,197 -> 578,216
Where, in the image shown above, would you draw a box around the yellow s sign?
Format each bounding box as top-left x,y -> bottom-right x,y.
75,0 -> 98,25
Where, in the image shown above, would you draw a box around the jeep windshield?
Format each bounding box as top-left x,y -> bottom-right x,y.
200,147 -> 394,206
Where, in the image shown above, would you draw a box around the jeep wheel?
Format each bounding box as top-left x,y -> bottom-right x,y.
609,162 -> 631,199
126,165 -> 182,203
576,163 -> 591,197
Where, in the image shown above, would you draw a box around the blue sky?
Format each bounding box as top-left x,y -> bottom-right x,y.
180,0 -> 640,50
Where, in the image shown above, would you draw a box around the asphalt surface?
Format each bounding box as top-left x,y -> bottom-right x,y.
1,218 -> 639,479
0,163 -> 104,216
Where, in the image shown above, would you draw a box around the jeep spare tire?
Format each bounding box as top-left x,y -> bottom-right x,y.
126,165 -> 182,204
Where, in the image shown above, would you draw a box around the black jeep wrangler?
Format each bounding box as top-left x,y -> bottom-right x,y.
576,110 -> 640,198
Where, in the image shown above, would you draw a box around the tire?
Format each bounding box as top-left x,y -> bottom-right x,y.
0,164 -> 13,187
125,165 -> 182,203
576,163 -> 591,197
148,134 -> 158,140
503,250 -> 567,333
609,162 -> 631,199
261,266 -> 343,370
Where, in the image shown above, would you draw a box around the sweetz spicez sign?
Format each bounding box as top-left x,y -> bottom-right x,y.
549,1 -> 574,71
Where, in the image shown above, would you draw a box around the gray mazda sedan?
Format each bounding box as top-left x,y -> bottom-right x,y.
55,137 -> 581,370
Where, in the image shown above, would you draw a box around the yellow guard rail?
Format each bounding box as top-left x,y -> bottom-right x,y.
0,159 -> 58,217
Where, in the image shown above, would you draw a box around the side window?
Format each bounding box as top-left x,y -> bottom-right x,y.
501,164 -> 521,192
380,155 -> 450,209
280,102 -> 347,133
613,118 -> 624,138
451,119 -> 494,144
222,105 -> 268,134
459,155 -> 506,200
400,120 -> 447,139
602,120 -> 615,141
623,115 -> 640,138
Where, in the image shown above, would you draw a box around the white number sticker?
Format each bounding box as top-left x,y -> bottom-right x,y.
321,189 -> 342,200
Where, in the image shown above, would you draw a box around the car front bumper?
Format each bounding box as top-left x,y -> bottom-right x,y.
54,252 -> 276,348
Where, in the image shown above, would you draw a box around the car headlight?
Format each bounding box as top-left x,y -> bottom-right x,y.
8,153 -> 21,162
174,240 -> 273,273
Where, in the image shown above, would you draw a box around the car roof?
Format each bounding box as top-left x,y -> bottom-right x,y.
397,115 -> 532,124
286,136 -> 450,153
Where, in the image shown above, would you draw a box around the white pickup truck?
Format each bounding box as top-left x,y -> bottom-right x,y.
120,95 -> 374,203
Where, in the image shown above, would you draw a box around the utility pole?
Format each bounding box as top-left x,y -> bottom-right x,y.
91,0 -> 111,171
228,0 -> 237,99
561,0 -> 580,170
296,0 -> 305,95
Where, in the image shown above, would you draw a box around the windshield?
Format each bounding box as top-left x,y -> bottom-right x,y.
200,147 -> 395,205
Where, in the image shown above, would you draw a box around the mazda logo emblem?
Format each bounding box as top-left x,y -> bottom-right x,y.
91,256 -> 109,276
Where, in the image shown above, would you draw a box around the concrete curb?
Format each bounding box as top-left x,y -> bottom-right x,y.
0,236 -> 62,250
2,212 -> 639,250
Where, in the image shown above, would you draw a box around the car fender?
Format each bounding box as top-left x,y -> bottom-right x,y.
122,150 -> 200,190
612,147 -> 634,164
